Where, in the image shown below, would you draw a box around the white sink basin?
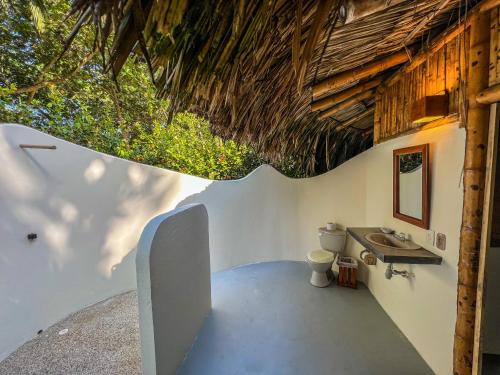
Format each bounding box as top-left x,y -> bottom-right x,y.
364,233 -> 420,250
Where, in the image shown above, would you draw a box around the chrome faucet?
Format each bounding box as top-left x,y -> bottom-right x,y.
393,232 -> 409,241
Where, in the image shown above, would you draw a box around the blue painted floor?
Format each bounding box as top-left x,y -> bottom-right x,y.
179,261 -> 433,375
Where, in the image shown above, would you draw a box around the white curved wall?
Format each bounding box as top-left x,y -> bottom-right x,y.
0,123 -> 465,374
0,123 -> 305,362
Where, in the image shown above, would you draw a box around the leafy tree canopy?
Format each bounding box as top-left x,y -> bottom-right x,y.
0,0 -> 302,179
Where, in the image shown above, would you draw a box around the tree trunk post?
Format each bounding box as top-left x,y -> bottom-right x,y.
453,10 -> 491,375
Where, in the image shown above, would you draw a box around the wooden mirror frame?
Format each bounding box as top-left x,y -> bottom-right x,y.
393,144 -> 430,229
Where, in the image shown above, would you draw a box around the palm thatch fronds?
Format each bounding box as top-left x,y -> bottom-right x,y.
61,0 -> 468,175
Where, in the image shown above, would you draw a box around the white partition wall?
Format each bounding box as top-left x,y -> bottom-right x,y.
136,204 -> 211,375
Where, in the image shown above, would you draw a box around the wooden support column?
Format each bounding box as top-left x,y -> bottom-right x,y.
454,10 -> 491,375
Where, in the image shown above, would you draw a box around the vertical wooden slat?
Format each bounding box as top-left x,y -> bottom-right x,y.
496,8 -> 500,84
436,47 -> 446,94
489,7 -> 499,85
447,38 -> 459,114
373,87 -> 382,144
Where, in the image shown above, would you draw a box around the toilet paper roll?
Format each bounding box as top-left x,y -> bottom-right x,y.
326,222 -> 336,231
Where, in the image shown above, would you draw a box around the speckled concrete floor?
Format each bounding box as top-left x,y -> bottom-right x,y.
0,291 -> 141,375
0,261 -> 433,375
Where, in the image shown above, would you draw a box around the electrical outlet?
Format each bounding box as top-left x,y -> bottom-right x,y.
436,233 -> 446,251
426,230 -> 435,246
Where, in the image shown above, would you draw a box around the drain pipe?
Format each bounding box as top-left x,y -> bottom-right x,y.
385,263 -> 411,279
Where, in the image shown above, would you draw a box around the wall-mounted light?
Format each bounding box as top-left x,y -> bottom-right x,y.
411,94 -> 449,124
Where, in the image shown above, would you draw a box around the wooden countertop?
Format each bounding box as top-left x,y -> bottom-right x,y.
347,227 -> 442,265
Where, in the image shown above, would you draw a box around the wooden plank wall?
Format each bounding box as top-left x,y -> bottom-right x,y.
374,28 -> 469,143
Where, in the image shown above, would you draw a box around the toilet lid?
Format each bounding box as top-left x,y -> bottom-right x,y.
307,249 -> 335,263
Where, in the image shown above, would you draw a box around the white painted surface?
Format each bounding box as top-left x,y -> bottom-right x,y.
136,204 -> 211,375
296,122 -> 465,375
0,123 -> 300,361
0,123 -> 464,374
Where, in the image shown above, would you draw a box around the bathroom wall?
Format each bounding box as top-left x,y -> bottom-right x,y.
0,123 -> 465,374
297,121 -> 465,375
0,124 -> 301,361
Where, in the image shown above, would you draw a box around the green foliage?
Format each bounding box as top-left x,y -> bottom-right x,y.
0,0 -> 297,179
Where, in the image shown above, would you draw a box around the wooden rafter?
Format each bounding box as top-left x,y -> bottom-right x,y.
311,77 -> 382,112
312,51 -> 409,97
479,0 -> 500,13
318,89 -> 374,120
335,107 -> 375,131
477,82 -> 500,104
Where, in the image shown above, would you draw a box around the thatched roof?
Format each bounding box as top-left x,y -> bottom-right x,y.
66,0 -> 472,174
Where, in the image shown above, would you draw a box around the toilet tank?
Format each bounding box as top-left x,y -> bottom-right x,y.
318,227 -> 346,253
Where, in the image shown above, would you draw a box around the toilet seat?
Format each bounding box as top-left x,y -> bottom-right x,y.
307,249 -> 334,264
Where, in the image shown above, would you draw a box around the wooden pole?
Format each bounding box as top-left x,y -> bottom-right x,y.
318,89 -> 374,120
476,82 -> 500,104
454,10 -> 491,375
312,51 -> 409,97
311,78 -> 382,112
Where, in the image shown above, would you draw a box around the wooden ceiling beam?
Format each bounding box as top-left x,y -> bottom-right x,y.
335,107 -> 375,131
477,82 -> 500,104
311,77 -> 382,112
479,0 -> 500,13
318,89 -> 374,120
312,50 -> 409,98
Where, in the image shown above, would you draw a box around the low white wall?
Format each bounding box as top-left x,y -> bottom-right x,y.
0,123 -> 465,374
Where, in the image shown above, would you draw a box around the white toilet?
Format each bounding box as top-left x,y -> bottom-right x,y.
307,226 -> 346,287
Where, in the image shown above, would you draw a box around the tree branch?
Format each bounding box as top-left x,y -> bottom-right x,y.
12,47 -> 98,95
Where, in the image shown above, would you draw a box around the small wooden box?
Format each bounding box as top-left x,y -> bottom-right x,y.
337,256 -> 358,289
411,94 -> 449,123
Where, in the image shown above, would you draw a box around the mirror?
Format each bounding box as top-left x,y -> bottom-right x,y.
393,144 -> 430,229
